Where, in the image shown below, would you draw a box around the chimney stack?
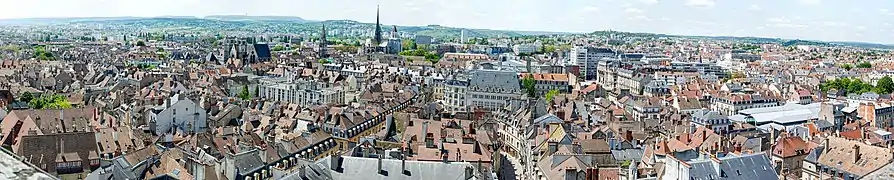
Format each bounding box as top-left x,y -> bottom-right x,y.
402,144 -> 408,175
329,154 -> 341,172
854,145 -> 862,163
378,152 -> 385,175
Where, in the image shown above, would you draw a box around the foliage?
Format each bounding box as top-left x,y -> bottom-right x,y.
401,39 -> 416,50
136,63 -> 157,70
318,58 -> 331,64
875,76 -> 894,94
272,44 -> 286,51
399,49 -> 440,62
29,94 -> 72,109
544,89 -> 560,102
33,46 -> 55,60
19,92 -> 33,102
0,45 -> 21,52
238,85 -> 251,100
136,40 -> 146,46
840,64 -> 853,71
539,45 -> 557,54
819,78 -> 874,95
334,45 -> 359,53
522,74 -> 536,98
857,61 -> 872,68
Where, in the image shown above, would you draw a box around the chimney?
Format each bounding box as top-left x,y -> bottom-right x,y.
401,145 -> 408,175
456,148 -> 462,162
377,152 -> 385,175
548,141 -> 558,156
854,145 -> 861,163
329,154 -> 341,172
565,167 -> 578,180
625,130 -> 633,141
298,165 -> 308,179
442,151 -> 449,163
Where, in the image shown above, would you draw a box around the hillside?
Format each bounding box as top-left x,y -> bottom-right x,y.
591,30 -> 894,49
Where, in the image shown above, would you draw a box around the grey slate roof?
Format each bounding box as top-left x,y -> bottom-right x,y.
804,147 -> 824,163
687,153 -> 778,180
311,156 -> 474,180
611,149 -> 644,162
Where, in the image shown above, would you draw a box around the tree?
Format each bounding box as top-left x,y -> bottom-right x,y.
238,85 -> 251,100
136,41 -> 146,46
29,94 -> 71,109
840,64 -> 853,71
522,74 -> 536,98
857,61 -> 873,68
272,44 -> 285,51
544,89 -> 560,102
20,92 -> 33,102
875,76 -> 894,94
401,39 -> 416,50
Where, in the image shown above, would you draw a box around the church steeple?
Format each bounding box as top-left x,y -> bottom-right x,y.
320,23 -> 328,58
374,5 -> 383,45
391,25 -> 398,39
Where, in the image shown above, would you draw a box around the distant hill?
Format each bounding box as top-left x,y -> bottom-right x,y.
203,15 -> 312,22
591,30 -> 894,49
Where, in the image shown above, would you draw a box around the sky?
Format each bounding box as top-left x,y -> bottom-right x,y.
1,0 -> 893,44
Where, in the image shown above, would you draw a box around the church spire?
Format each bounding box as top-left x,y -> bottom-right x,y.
374,5 -> 383,45
320,23 -> 328,58
391,25 -> 398,39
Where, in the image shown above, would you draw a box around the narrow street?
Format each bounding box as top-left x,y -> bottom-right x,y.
500,151 -> 525,180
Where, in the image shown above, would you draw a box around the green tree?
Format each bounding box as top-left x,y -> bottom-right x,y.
875,76 -> 894,94
539,45 -> 557,54
20,92 -> 33,102
840,64 -> 853,71
522,74 -> 536,98
401,39 -> 416,51
857,61 -> 873,68
238,85 -> 251,100
272,44 -> 286,51
136,41 -> 146,46
544,89 -> 560,102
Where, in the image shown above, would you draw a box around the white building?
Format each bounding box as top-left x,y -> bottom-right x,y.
691,109 -> 731,134
147,94 -> 208,136
570,46 -> 616,80
512,43 -> 540,55
466,65 -> 522,110
442,80 -> 469,112
259,79 -> 345,107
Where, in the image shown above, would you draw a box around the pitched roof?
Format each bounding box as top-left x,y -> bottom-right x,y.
816,137 -> 893,177
686,153 -> 778,180
18,131 -> 99,174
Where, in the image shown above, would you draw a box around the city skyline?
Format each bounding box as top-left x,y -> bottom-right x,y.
1,0 -> 893,44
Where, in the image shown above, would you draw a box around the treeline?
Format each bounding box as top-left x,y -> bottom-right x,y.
820,76 -> 894,95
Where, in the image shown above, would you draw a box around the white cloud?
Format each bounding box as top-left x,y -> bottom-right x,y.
629,15 -> 652,21
685,0 -> 716,7
584,6 -> 600,12
881,9 -> 894,16
748,5 -> 761,11
822,21 -> 847,27
625,8 -> 644,14
799,0 -> 821,5
638,0 -> 659,5
767,17 -> 789,23
766,17 -> 806,28
855,26 -> 867,30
